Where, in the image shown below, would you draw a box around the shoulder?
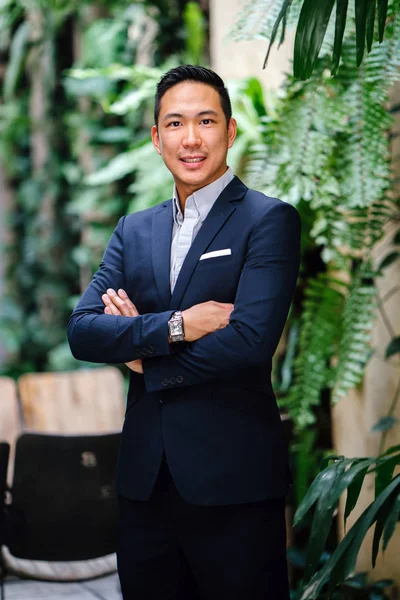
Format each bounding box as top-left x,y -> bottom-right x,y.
242,185 -> 300,223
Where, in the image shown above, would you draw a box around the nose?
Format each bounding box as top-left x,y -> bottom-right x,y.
182,125 -> 201,148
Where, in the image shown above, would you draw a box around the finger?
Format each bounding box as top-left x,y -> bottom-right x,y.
104,307 -> 112,314
118,289 -> 139,316
106,288 -> 134,317
102,293 -> 121,316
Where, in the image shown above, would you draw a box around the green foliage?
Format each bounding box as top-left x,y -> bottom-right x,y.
239,1 -> 400,428
285,274 -> 346,428
290,572 -> 393,599
0,0 -> 197,376
233,0 -> 394,79
183,1 -> 206,64
294,447 -> 400,598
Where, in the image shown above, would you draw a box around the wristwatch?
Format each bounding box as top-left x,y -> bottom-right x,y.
168,311 -> 185,343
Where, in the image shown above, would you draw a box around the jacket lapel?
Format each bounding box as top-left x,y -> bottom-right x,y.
151,200 -> 173,308
169,177 -> 248,310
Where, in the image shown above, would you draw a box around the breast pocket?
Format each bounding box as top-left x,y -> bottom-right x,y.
195,253 -> 238,270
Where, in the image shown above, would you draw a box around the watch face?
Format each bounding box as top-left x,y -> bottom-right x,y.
170,321 -> 183,336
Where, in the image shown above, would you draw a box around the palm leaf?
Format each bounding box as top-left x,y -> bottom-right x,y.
366,0 -> 376,52
371,492 -> 398,566
382,492 -> 400,550
299,474 -> 400,599
263,0 -> 293,68
344,462 -> 371,523
293,0 -> 336,79
333,0 -> 349,73
378,0 -> 390,41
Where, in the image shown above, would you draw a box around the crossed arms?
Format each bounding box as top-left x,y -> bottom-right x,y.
67,200 -> 301,393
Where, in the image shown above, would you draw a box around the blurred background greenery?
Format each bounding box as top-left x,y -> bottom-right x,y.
1,0 -> 400,597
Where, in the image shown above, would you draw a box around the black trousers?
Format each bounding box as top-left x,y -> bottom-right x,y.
117,460 -> 290,600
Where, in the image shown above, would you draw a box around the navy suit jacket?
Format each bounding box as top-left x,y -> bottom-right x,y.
68,176 -> 301,505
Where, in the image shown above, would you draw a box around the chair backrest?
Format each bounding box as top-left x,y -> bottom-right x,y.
0,377 -> 22,483
6,432 -> 120,561
18,367 -> 125,434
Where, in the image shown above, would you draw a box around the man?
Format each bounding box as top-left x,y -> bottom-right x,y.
68,65 -> 301,599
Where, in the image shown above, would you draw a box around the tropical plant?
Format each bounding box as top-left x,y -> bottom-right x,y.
294,445 -> 400,599
289,571 -> 393,599
233,0 -> 395,80
233,0 -> 400,430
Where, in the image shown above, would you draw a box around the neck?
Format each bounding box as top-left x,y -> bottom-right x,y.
175,166 -> 229,212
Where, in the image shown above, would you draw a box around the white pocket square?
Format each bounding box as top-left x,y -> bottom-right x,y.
199,249 -> 232,261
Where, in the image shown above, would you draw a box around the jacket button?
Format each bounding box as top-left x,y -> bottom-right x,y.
159,399 -> 164,404
162,378 -> 169,387
149,345 -> 155,354
135,349 -> 141,357
176,376 -> 183,384
169,376 -> 176,385
141,348 -> 149,356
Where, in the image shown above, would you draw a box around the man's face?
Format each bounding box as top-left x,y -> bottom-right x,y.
152,81 -> 237,200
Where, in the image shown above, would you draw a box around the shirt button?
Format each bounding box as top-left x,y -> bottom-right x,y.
176,376 -> 183,384
169,376 -> 176,385
162,378 -> 169,387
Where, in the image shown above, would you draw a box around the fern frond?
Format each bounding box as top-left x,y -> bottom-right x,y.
231,0 -> 302,42
332,260 -> 377,403
285,274 -> 346,428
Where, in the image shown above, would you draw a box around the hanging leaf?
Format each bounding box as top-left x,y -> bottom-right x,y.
344,462 -> 371,522
304,460 -> 347,581
366,0 -> 376,52
263,0 -> 293,69
375,456 -> 397,499
378,0 -> 389,42
3,21 -> 30,101
332,0 -> 349,74
370,416 -> 399,432
378,251 -> 400,270
372,493 -> 398,566
294,0 -> 336,79
385,336 -> 400,359
382,492 -> 400,551
299,475 -> 400,599
355,0 -> 369,66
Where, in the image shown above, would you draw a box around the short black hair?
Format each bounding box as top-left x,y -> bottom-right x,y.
154,65 -> 232,127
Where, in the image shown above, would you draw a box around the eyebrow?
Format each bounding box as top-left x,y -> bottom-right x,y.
162,110 -> 219,121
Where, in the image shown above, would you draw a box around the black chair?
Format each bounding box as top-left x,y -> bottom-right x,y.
0,432 -> 121,599
0,443 -> 10,600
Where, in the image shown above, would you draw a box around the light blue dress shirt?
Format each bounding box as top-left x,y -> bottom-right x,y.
170,167 -> 235,292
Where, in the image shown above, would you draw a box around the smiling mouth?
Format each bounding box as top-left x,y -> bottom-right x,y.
180,157 -> 206,163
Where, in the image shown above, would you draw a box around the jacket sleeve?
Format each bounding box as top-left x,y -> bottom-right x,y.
142,201 -> 301,392
67,216 -> 175,364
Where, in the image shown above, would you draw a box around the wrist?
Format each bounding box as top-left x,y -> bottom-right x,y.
168,310 -> 185,343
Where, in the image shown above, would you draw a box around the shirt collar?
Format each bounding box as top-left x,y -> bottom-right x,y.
172,167 -> 235,225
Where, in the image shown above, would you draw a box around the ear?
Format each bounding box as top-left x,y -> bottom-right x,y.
151,125 -> 161,155
227,118 -> 237,149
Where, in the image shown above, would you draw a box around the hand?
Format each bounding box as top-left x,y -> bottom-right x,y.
101,288 -> 143,374
182,300 -> 234,342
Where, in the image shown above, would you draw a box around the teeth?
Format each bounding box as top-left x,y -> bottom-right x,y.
182,158 -> 204,163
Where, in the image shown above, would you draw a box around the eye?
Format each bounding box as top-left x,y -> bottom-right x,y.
168,121 -> 181,128
201,119 -> 213,125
